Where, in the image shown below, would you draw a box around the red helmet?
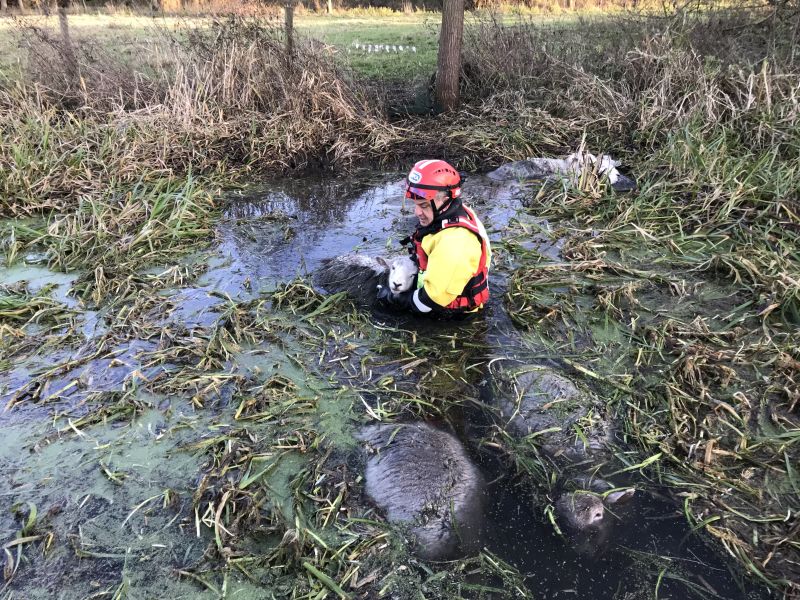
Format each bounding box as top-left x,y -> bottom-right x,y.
405,159 -> 462,202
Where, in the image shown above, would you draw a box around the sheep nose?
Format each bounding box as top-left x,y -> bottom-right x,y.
391,283 -> 400,290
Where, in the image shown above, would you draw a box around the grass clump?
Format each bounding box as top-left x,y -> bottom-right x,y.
463,11 -> 799,593
499,108 -> 799,598
0,282 -> 71,325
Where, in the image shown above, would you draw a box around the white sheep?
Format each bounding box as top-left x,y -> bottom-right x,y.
376,255 -> 417,295
487,152 -> 636,191
313,254 -> 418,307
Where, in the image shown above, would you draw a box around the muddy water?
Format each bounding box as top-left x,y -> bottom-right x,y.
0,173 -> 774,599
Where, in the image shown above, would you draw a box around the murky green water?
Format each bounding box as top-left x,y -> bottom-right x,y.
0,173 -> 775,598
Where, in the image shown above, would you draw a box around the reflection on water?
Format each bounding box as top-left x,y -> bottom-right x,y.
216,172 -> 537,290
218,173 -> 415,288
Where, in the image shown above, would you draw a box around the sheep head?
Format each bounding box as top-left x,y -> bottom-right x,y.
376,256 -> 418,294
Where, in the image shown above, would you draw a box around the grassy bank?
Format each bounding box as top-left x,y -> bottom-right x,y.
1,5 -> 799,597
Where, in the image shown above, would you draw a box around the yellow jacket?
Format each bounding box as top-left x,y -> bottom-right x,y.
419,226 -> 491,309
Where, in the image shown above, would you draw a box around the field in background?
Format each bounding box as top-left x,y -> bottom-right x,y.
0,9 -> 610,80
0,12 -> 440,81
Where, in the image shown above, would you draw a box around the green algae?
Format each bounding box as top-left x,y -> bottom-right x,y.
1,395 -> 212,598
0,264 -> 76,307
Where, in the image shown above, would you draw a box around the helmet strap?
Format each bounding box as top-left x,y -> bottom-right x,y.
430,191 -> 455,221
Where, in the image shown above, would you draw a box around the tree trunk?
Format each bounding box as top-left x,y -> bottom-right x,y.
325,0 -> 331,14
1,0 -> 7,12
402,0 -> 412,13
17,0 -> 25,12
435,0 -> 464,112
58,0 -> 78,80
58,0 -> 78,81
285,1 -> 294,60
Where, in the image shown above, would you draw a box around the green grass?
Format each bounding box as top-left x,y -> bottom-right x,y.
0,14 -> 168,75
302,14 -> 440,80
0,10 -> 606,81
0,12 -> 440,79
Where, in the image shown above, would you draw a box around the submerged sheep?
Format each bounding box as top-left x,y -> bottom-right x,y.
554,475 -> 636,557
490,364 -> 636,554
487,152 -> 636,192
356,422 -> 485,560
313,254 -> 418,307
493,366 -> 612,462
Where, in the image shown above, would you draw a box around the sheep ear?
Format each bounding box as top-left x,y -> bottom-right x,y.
605,488 -> 635,506
376,256 -> 389,268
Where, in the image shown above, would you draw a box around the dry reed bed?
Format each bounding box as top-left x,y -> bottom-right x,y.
0,18 -> 404,302
2,20 -> 399,209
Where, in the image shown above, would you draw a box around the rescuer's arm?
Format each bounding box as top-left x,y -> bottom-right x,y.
376,284 -> 436,314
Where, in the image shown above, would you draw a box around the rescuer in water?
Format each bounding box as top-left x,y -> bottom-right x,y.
378,159 -> 491,316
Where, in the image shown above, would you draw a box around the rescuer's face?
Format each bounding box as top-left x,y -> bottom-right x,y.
413,197 -> 434,227
412,192 -> 447,227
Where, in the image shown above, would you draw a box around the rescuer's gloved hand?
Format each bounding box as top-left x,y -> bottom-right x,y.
376,285 -> 414,312
385,289 -> 416,311
376,285 -> 393,304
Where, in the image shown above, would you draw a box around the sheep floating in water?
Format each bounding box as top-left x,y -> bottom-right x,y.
493,366 -> 613,462
487,152 -> 636,192
489,363 -> 639,555
357,422 -> 485,560
555,476 -> 635,532
554,475 -> 635,556
313,253 -> 417,307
